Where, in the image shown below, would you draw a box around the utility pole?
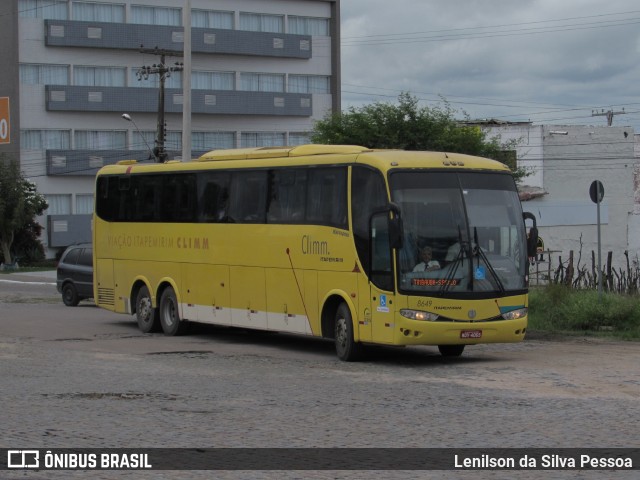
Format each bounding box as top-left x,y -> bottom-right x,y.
182,0 -> 192,162
591,108 -> 626,126
137,46 -> 183,162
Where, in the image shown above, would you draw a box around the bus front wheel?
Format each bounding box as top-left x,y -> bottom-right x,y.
438,345 -> 465,357
334,303 -> 363,361
159,286 -> 187,336
136,286 -> 160,333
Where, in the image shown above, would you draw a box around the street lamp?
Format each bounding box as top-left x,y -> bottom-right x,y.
121,113 -> 157,162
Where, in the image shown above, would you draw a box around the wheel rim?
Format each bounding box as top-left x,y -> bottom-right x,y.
138,297 -> 151,323
163,298 -> 176,327
63,286 -> 75,303
336,316 -> 347,350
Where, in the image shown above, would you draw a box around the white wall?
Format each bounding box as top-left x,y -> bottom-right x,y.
485,123 -> 638,269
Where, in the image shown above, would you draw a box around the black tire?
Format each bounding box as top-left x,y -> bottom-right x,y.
438,344 -> 465,357
159,286 -> 187,336
62,283 -> 80,307
136,286 -> 160,333
334,302 -> 363,361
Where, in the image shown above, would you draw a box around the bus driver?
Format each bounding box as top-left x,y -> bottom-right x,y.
412,246 -> 441,272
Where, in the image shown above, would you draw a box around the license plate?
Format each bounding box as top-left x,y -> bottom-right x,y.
460,330 -> 482,339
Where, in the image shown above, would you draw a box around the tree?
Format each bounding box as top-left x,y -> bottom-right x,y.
311,93 -> 529,182
0,156 -> 48,265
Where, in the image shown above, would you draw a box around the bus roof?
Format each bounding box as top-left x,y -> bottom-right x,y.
197,144 -> 372,160
102,145 -> 510,175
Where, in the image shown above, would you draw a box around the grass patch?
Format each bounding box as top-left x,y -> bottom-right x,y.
529,284 -> 640,339
0,261 -> 56,275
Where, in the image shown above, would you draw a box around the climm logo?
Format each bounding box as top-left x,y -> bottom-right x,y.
107,235 -> 209,250
177,236 -> 209,249
301,235 -> 330,255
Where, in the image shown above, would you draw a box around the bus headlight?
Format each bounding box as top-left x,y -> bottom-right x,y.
501,308 -> 528,320
400,309 -> 439,321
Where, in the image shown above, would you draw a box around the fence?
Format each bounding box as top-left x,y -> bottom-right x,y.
530,249 -> 640,294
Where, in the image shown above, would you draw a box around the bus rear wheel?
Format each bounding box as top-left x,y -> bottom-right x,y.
136,286 -> 160,333
334,303 -> 363,361
438,345 -> 465,357
159,286 -> 187,336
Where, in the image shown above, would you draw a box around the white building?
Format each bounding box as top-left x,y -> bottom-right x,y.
0,0 -> 340,257
478,121 -> 638,270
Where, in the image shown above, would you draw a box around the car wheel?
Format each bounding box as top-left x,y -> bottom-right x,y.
159,286 -> 187,336
136,286 -> 160,333
62,283 -> 80,307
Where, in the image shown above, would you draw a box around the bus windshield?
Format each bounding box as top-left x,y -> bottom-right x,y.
390,171 -> 527,295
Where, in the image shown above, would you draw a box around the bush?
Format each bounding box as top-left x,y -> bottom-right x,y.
0,221 -> 46,266
529,285 -> 640,338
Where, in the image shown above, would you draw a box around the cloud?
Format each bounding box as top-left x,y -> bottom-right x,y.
340,0 -> 640,128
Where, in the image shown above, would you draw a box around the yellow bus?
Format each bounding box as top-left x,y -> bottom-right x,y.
93,144 -> 537,361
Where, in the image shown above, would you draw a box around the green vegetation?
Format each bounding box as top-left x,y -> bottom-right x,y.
0,154 -> 48,265
528,284 -> 640,340
311,92 -> 530,183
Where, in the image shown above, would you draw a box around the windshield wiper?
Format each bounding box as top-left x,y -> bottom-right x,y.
439,226 -> 469,295
473,227 -> 505,294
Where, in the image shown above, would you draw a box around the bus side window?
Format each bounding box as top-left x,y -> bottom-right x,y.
133,175 -> 161,222
306,167 -> 347,228
268,169 -> 307,224
162,173 -> 196,223
229,171 -> 268,223
198,172 -> 230,223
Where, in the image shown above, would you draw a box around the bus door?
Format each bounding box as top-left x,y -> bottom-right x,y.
367,212 -> 396,344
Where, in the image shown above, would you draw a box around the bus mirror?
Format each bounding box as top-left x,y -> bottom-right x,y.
527,227 -> 538,258
523,212 -> 538,258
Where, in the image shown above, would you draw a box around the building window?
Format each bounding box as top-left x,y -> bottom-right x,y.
241,132 -> 286,148
239,12 -> 284,33
72,1 -> 124,22
76,194 -> 94,214
192,71 -> 234,90
75,130 -> 126,149
20,64 -> 69,85
133,131 -> 156,151
192,9 -> 233,29
45,194 -> 72,215
74,66 -> 126,87
131,5 -> 181,26
288,75 -> 330,94
21,129 -> 71,150
289,133 -> 311,146
165,132 -> 182,151
132,69 -> 182,89
19,0 -> 68,19
192,132 -> 235,151
288,16 -> 329,36
240,73 -> 284,93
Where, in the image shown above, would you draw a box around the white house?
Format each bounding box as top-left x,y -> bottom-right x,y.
478,121 -> 638,271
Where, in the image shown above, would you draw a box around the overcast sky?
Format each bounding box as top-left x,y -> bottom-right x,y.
339,0 -> 640,131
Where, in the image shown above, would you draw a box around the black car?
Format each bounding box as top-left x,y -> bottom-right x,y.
56,243 -> 93,306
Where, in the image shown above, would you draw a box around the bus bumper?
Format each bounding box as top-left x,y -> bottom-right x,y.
393,317 -> 528,346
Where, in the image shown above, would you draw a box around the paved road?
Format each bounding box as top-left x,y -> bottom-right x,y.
0,273 -> 638,479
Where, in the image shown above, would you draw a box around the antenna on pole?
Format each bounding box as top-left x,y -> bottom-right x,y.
136,46 -> 184,162
591,108 -> 626,126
